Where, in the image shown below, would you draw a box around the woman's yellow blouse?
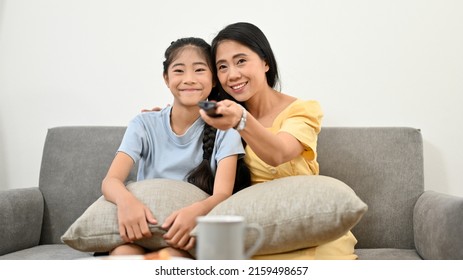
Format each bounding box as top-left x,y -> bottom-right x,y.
244,99 -> 323,185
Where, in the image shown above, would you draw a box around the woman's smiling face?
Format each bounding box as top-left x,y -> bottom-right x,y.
215,40 -> 269,102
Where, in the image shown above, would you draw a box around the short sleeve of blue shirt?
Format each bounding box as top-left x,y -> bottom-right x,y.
118,115 -> 151,164
211,128 -> 244,171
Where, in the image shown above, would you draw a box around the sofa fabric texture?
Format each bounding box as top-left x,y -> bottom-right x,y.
1,126 -> 461,260
413,191 -> 463,259
0,188 -> 43,254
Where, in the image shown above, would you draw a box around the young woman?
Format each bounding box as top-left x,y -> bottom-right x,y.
200,22 -> 357,259
102,37 -> 249,257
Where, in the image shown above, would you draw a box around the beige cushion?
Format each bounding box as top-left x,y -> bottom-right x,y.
61,179 -> 209,252
201,175 -> 368,255
62,175 -> 367,256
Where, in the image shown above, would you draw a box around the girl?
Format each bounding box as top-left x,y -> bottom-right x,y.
102,37 -> 249,257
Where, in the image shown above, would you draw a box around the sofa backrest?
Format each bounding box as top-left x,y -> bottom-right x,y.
39,126 -> 137,244
39,126 -> 424,249
317,127 -> 424,249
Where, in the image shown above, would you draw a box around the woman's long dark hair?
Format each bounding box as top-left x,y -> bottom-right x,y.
163,37 -> 250,195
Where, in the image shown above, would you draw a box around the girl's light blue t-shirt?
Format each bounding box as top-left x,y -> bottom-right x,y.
118,106 -> 245,181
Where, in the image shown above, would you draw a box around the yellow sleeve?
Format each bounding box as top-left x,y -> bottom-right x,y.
279,100 -> 323,160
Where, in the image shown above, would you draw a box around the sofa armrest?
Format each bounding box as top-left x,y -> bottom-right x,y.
413,190 -> 463,259
0,188 -> 44,256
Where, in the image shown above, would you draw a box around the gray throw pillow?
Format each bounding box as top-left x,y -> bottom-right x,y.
199,175 -> 368,255
61,178 -> 209,252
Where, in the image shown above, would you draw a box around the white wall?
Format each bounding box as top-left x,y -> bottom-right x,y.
1,0 -> 462,196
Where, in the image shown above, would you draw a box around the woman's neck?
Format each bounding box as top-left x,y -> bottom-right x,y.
246,88 -> 296,127
245,88 -> 277,116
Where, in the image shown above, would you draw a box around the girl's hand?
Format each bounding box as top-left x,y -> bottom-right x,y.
161,204 -> 205,250
200,100 -> 243,131
117,195 -> 157,243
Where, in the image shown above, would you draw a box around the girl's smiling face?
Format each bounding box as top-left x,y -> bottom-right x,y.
164,46 -> 214,107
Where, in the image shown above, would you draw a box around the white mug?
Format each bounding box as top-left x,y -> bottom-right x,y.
195,215 -> 264,260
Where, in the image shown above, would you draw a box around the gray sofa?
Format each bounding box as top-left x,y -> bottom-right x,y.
0,126 -> 462,260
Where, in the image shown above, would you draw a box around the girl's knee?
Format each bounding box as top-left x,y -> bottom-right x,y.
110,244 -> 145,255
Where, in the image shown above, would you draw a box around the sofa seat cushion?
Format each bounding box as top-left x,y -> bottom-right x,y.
0,244 -> 92,260
355,248 -> 423,260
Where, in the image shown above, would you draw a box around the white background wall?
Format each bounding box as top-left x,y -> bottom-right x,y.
0,0 -> 462,196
